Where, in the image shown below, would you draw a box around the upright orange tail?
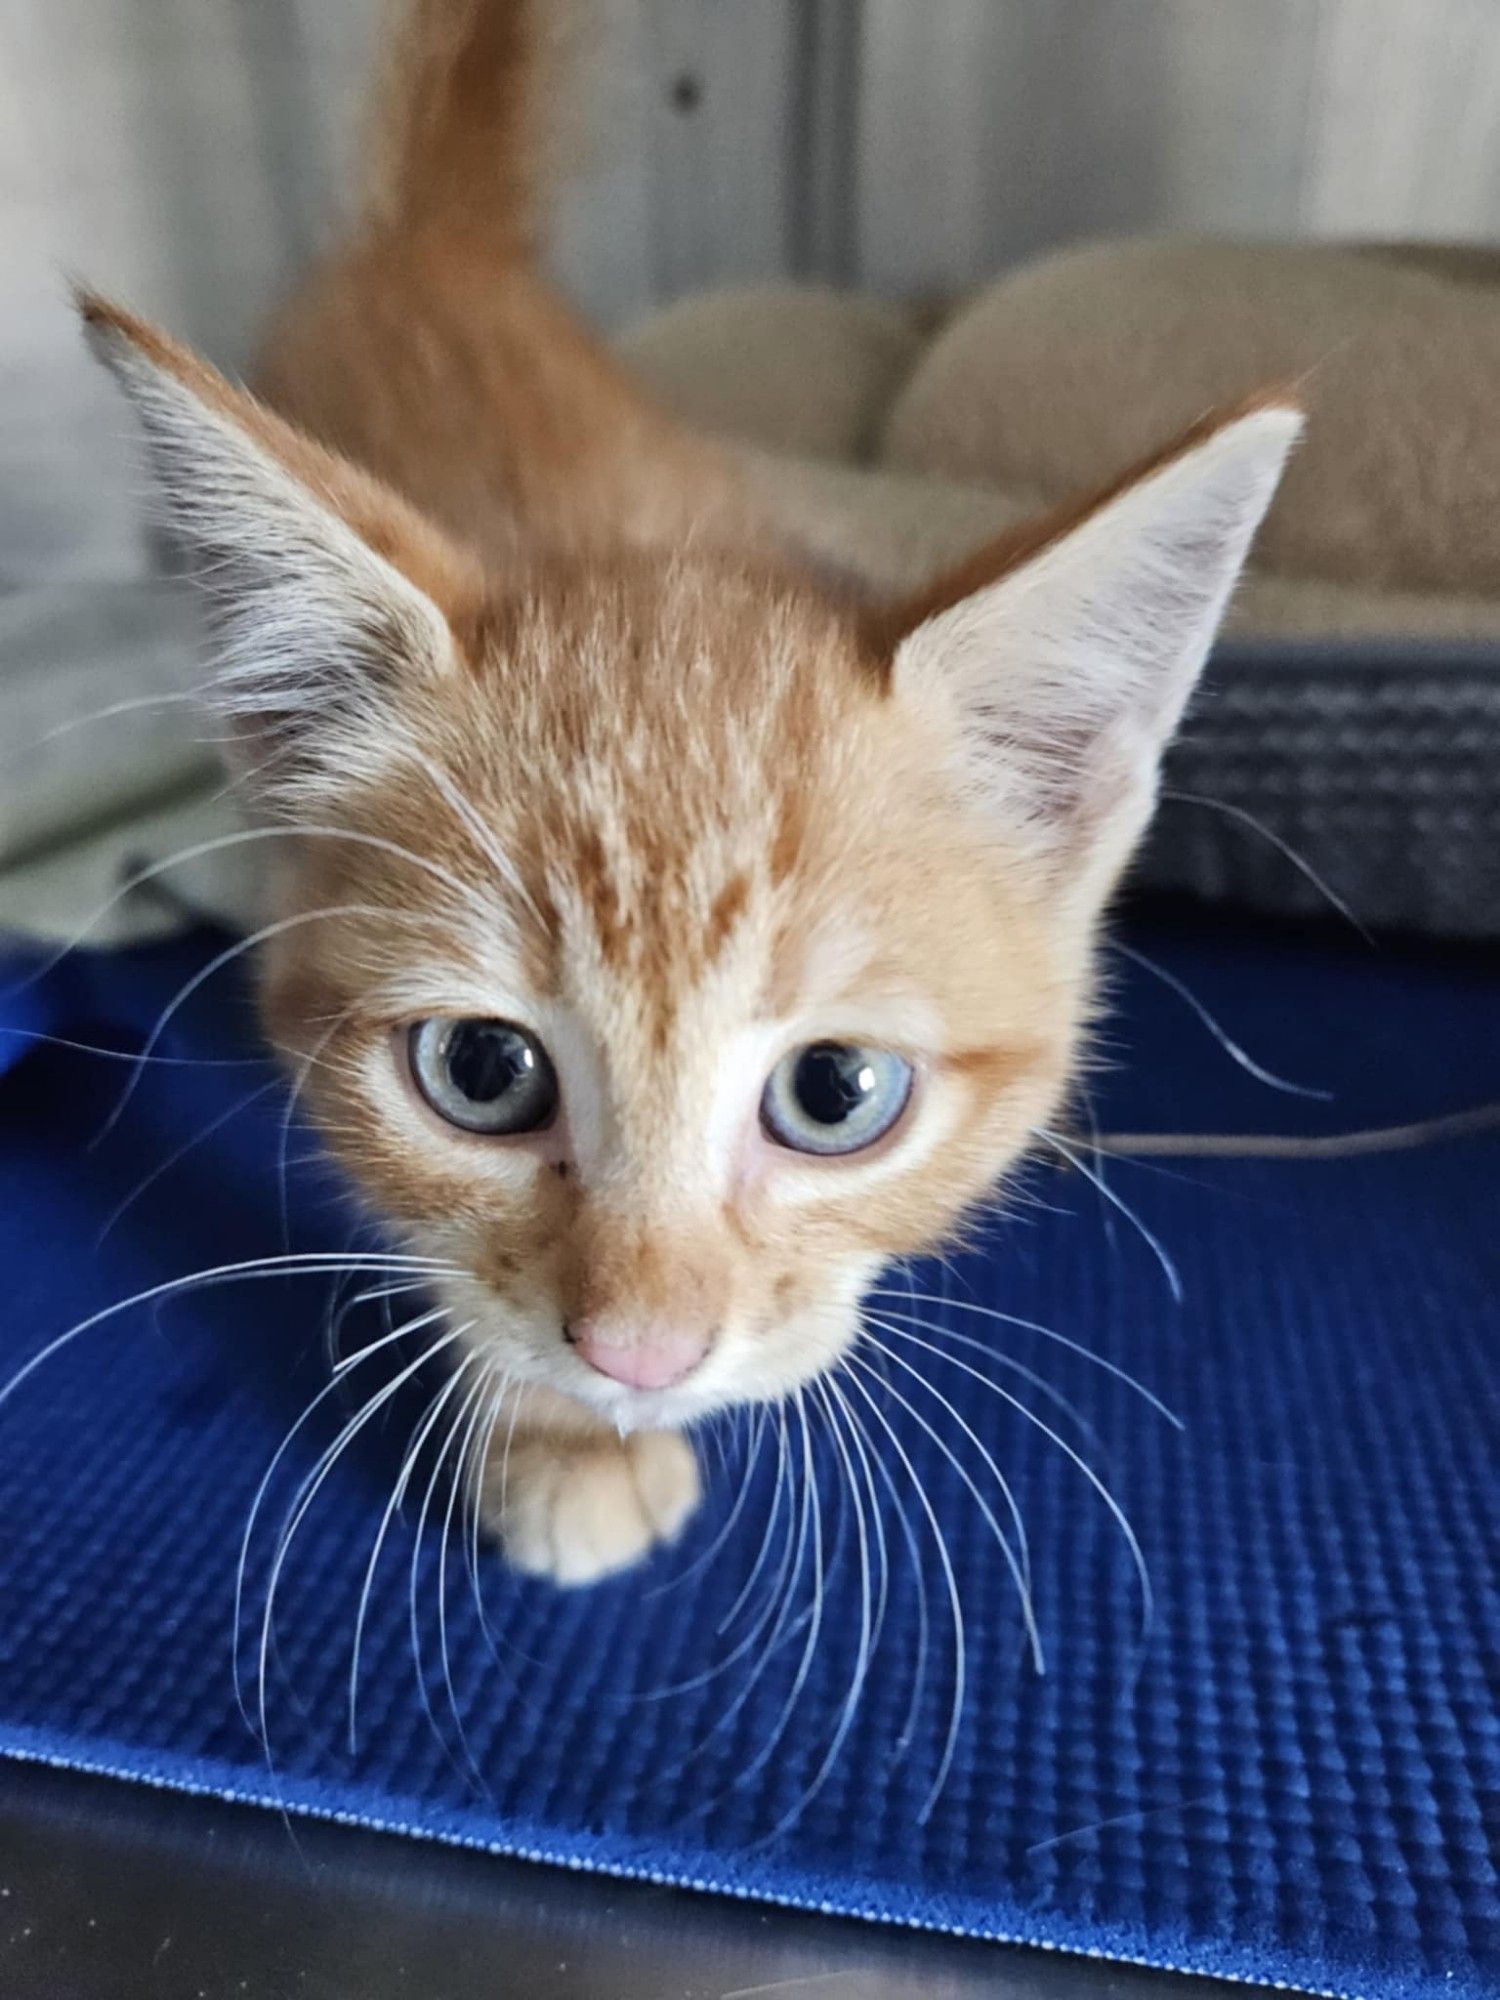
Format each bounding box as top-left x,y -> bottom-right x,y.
364,0 -> 548,256
256,0 -> 748,559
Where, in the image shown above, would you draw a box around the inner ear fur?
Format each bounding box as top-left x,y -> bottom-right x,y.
79,291 -> 480,613
865,389 -> 1302,658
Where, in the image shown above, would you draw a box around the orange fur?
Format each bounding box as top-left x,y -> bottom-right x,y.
364,0 -> 548,249
256,0 -> 751,561
81,0 -> 1298,1583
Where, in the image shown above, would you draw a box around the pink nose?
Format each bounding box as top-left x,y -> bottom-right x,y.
567,1318 -> 710,1391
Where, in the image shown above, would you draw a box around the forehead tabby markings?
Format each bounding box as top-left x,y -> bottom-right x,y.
769,791 -> 806,888
575,823 -> 628,971
703,871 -> 751,961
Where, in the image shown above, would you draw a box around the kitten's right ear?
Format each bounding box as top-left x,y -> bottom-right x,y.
79,292 -> 480,802
878,402 -> 1300,919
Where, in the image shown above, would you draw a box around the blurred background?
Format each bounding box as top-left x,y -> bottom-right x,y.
7,0 -> 1500,588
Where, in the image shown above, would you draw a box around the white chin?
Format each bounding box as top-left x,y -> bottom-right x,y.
554,1360 -> 751,1433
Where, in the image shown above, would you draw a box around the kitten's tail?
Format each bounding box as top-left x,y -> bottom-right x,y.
363,0 -> 552,257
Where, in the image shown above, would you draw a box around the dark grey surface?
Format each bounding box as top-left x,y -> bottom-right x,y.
0,1760 -> 1264,2000
1148,636 -> 1500,941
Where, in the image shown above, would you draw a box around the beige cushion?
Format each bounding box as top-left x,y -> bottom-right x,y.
883,237 -> 1500,599
617,284 -> 927,464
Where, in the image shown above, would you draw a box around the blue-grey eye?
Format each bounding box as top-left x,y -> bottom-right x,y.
408,1018 -> 558,1135
760,1041 -> 914,1156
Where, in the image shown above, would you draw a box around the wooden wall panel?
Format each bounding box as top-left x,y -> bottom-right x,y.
855,0 -> 1500,295
640,0 -> 800,298
1298,0 -> 1500,237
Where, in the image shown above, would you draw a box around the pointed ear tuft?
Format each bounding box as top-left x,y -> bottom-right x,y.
887,402 -> 1301,911
79,291 -> 479,801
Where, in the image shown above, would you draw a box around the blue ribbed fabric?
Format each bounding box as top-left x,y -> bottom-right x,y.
0,917 -> 1494,1999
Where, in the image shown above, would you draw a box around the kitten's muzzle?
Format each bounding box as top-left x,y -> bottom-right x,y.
563,1316 -> 713,1392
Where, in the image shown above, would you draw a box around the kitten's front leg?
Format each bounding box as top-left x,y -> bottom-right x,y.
480,1387 -> 701,1586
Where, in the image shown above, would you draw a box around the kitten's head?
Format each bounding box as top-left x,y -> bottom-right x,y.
85,298 -> 1297,1431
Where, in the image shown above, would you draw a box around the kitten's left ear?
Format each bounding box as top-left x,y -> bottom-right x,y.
881,403 -> 1301,915
79,292 -> 480,800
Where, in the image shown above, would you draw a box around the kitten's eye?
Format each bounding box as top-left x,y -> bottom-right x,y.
760,1041 -> 913,1156
407,1017 -> 559,1135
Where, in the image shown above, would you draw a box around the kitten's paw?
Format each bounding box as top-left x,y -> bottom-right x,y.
488,1429 -> 701,1586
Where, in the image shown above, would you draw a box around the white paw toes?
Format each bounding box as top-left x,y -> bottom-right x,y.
487,1429 -> 701,1586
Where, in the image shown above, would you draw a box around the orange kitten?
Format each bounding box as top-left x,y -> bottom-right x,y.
80,1 -> 1298,1584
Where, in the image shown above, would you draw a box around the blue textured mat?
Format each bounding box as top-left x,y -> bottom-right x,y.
0,916 -> 1495,1999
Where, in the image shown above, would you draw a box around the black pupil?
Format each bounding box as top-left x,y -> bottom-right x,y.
446,1023 -> 536,1103
793,1043 -> 876,1127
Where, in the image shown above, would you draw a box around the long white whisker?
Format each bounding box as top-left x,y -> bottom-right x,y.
96,902 -> 443,1139
0,1028 -> 266,1070
868,1286 -> 1182,1428
1160,787 -> 1369,940
1113,942 -> 1331,1101
314,1223 -> 379,1383
765,1378 -> 874,1834
403,748 -> 547,937
869,1306 -> 1111,1457
730,1389 -> 826,1807
717,1401 -> 795,1637
746,1399 -> 815,1669
863,1314 -> 1036,1608
820,1374 -> 890,1666
450,1358 -> 505,1652
641,1410 -> 805,1705
1040,1131 -> 1184,1304
409,1355 -> 494,1785
323,1278 -> 434,1372
0,1253 -> 458,1419
331,1304 -> 448,1377
3,820 -> 500,1002
232,1300 -> 446,1726
346,1336 -> 480,1750
854,1332 -> 1042,1675
678,1405 -> 812,1775
465,1378 -> 537,1671
2,687 -> 205,761
867,1319 -> 1156,1656
256,1324 -> 465,1752
826,1366 -> 928,1754
97,1078 -> 283,1244
841,1363 -> 966,1823
645,1403 -> 769,1604
273,1008 -> 365,1255
465,1371 -> 514,1646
